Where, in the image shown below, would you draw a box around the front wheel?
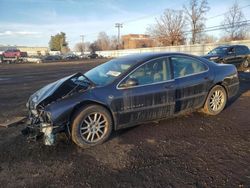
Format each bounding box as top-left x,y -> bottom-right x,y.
71,105 -> 113,148
202,85 -> 227,115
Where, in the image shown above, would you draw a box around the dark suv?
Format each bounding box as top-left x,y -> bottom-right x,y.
202,45 -> 250,68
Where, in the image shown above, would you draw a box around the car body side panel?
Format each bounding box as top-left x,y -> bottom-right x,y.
110,81 -> 176,129
224,53 -> 245,67
174,71 -> 214,113
212,64 -> 239,98
43,89 -> 108,125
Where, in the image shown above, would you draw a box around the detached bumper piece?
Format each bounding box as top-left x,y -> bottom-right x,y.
21,114 -> 57,146
41,123 -> 55,145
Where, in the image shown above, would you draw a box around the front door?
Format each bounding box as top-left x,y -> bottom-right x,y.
112,57 -> 176,129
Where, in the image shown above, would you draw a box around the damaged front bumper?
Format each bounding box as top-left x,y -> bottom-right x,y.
22,109 -> 62,146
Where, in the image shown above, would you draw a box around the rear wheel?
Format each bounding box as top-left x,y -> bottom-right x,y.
71,105 -> 112,148
241,59 -> 249,68
202,85 -> 227,115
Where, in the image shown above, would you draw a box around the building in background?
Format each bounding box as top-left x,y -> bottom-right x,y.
18,46 -> 49,56
122,34 -> 155,49
0,45 -> 49,56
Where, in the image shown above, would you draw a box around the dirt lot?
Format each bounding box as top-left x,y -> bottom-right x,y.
0,60 -> 249,187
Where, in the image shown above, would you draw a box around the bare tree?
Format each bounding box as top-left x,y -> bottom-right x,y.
84,42 -> 90,52
109,35 -> 118,50
222,1 -> 247,40
201,34 -> 217,43
74,42 -> 85,53
147,9 -> 186,46
184,0 -> 210,44
96,32 -> 110,50
61,46 -> 70,54
89,41 -> 100,53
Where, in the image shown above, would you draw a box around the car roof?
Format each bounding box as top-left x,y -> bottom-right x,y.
216,44 -> 247,48
116,52 -> 196,64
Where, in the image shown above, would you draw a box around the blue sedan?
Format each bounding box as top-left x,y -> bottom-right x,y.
24,52 -> 239,148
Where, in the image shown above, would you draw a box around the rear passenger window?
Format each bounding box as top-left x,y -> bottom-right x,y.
171,56 -> 208,78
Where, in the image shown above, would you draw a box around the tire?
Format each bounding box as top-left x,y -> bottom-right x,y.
202,85 -> 227,115
71,105 -> 113,148
241,59 -> 249,68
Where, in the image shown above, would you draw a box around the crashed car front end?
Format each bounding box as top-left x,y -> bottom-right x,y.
22,72 -> 94,145
25,101 -> 58,145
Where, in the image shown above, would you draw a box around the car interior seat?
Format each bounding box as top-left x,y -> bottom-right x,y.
152,62 -> 163,82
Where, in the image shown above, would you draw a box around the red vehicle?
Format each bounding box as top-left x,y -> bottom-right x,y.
1,49 -> 27,63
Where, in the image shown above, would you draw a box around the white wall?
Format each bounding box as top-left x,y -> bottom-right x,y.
49,51 -> 61,55
96,40 -> 250,57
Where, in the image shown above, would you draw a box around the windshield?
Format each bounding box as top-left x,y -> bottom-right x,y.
208,47 -> 228,55
84,59 -> 134,86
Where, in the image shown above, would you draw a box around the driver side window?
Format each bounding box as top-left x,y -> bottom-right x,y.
122,58 -> 171,86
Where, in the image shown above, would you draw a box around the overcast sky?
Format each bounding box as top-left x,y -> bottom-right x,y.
0,0 -> 249,48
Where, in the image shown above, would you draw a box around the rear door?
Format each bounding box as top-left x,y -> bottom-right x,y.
112,57 -> 176,128
170,55 -> 212,113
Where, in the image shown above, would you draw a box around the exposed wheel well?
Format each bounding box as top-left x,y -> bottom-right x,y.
69,100 -> 115,129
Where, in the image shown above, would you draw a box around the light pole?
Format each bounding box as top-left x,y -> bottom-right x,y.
80,35 -> 84,53
115,23 -> 123,49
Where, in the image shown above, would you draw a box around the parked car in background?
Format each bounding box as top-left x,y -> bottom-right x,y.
79,53 -> 89,59
2,49 -> 28,63
63,54 -> 79,60
43,55 -> 62,62
202,45 -> 250,68
88,53 -> 98,59
26,56 -> 43,64
24,52 -> 239,148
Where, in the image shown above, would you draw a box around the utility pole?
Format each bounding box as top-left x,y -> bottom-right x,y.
80,35 -> 84,53
115,23 -> 123,49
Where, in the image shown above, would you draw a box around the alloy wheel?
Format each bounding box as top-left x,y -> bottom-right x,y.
80,113 -> 108,143
209,90 -> 225,112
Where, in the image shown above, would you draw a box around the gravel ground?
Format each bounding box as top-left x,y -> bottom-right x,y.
0,60 -> 249,187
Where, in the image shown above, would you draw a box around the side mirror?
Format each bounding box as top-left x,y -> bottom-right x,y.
120,78 -> 139,88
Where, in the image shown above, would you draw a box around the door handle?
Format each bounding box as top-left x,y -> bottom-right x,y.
204,76 -> 209,80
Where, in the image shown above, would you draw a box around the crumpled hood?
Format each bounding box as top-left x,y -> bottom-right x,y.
27,73 -> 83,109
